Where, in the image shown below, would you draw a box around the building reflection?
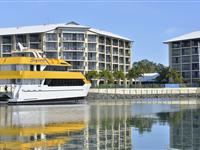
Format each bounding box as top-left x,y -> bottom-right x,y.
0,103 -> 132,150
169,108 -> 200,150
87,104 -> 132,150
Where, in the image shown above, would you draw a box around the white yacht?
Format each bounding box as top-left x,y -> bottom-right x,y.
0,49 -> 91,103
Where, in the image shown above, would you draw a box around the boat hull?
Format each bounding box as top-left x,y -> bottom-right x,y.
0,84 -> 91,103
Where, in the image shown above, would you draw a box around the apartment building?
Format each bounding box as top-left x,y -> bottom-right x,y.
164,32 -> 200,86
0,21 -> 132,75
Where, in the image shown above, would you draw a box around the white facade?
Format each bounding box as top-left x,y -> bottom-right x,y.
0,21 -> 132,75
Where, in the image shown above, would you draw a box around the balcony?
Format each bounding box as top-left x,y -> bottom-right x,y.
30,34 -> 41,42
2,36 -> 12,44
113,39 -> 118,46
46,33 -> 57,41
99,36 -> 105,44
63,42 -> 84,51
64,56 -> 84,61
106,56 -> 111,62
119,58 -> 124,64
99,63 -> 105,70
172,42 -> 181,48
181,41 -> 190,47
99,45 -> 105,53
99,57 -> 105,62
106,38 -> 111,45
45,43 -> 57,51
63,33 -> 84,42
119,40 -> 124,47
125,42 -> 130,48
113,59 -> 118,63
88,35 -> 97,43
88,57 -> 96,61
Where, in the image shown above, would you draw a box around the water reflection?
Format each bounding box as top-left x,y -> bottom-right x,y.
0,105 -> 88,150
0,102 -> 199,150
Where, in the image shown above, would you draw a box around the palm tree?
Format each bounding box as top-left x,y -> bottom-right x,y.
113,70 -> 125,85
156,67 -> 183,83
85,71 -> 99,86
126,66 -> 143,86
85,71 -> 99,80
99,70 -> 113,84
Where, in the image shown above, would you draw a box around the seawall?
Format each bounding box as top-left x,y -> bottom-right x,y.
87,88 -> 200,101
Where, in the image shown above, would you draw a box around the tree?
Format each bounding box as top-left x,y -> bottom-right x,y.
85,71 -> 99,87
126,66 -> 143,86
156,67 -> 183,83
85,71 -> 99,80
132,59 -> 166,73
113,70 -> 125,84
99,70 -> 113,84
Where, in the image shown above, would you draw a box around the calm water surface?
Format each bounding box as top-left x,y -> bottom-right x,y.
0,101 -> 199,150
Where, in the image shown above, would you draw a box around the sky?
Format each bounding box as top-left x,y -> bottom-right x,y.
0,0 -> 200,66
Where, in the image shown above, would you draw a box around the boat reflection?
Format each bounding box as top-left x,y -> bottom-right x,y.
0,103 -> 133,150
0,105 -> 88,150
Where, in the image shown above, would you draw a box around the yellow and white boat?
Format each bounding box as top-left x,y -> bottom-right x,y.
0,49 -> 91,103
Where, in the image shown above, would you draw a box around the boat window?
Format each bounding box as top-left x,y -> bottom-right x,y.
36,65 -> 40,71
0,65 -> 31,71
30,65 -> 34,71
44,66 -> 68,71
44,79 -> 84,86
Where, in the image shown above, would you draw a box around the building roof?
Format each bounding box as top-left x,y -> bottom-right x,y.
0,22 -> 89,36
133,73 -> 159,82
0,21 -> 131,41
89,28 -> 131,41
164,31 -> 200,43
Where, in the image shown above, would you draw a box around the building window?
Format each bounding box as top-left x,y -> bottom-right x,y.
16,35 -> 27,45
172,64 -> 181,71
30,34 -> 41,42
99,36 -> 105,44
182,64 -> 190,71
88,43 -> 96,51
113,39 -> 118,46
182,72 -> 191,78
192,47 -> 199,55
46,33 -> 57,41
182,56 -> 190,63
63,52 -> 84,60
182,41 -> 190,47
192,55 -> 199,62
2,36 -> 12,44
46,43 -> 57,50
172,42 -> 181,48
191,39 -> 200,46
88,62 -> 96,70
88,35 -> 97,43
63,42 -> 84,50
192,63 -> 199,70
2,45 -> 12,53
63,33 -> 84,41
182,48 -> 190,55
172,49 -> 180,56
192,71 -> 199,78
88,53 -> 96,60
172,57 -> 180,64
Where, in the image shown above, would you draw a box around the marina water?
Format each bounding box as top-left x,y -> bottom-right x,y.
0,99 -> 199,150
